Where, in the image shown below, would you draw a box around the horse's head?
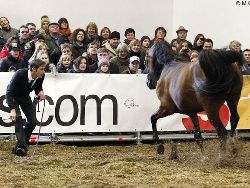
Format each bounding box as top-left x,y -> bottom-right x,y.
146,40 -> 175,89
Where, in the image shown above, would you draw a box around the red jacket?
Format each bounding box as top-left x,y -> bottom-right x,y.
0,45 -> 24,60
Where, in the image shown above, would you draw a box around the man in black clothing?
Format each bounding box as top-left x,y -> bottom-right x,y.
6,59 -> 46,156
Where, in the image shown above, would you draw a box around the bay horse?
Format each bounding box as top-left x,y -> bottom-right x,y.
146,41 -> 243,160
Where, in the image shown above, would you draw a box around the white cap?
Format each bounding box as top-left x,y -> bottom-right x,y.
129,56 -> 140,63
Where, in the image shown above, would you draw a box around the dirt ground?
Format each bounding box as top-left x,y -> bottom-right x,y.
0,139 -> 250,188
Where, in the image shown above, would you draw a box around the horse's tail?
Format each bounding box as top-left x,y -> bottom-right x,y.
196,49 -> 243,95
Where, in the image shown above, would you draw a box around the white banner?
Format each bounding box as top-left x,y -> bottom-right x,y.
0,73 -> 231,133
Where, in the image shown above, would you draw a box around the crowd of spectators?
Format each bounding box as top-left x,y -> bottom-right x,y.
0,15 -> 249,75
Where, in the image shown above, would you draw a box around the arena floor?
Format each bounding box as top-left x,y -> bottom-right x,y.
0,139 -> 250,188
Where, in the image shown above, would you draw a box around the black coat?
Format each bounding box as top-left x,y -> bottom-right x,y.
6,68 -> 44,109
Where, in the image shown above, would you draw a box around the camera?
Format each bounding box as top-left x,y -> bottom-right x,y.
183,49 -> 190,53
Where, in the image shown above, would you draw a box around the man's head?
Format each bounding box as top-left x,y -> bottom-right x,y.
129,56 -> 140,72
109,31 -> 120,49
19,25 -> 29,40
97,48 -> 109,64
48,22 -> 60,35
176,26 -> 188,40
203,38 -> 213,50
26,23 -> 36,36
124,28 -> 135,41
29,59 -> 46,78
8,43 -> 20,59
0,17 -> 10,29
243,49 -> 250,62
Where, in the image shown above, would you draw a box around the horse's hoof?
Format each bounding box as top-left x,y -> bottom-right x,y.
157,144 -> 165,155
169,154 -> 178,160
230,147 -> 238,158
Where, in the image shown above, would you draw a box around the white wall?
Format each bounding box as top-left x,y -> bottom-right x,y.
0,0 -> 173,42
172,0 -> 249,49
1,0 -> 249,49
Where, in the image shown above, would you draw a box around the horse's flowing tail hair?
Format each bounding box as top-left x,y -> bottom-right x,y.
196,49 -> 243,95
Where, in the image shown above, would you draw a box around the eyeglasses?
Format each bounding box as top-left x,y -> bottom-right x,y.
199,38 -> 204,41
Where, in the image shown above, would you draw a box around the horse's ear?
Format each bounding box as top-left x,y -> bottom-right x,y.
153,41 -> 175,65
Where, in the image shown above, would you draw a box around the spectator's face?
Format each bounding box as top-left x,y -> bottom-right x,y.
101,29 -> 110,39
42,22 -> 49,31
62,57 -> 71,67
79,59 -> 87,71
87,44 -> 98,55
118,49 -> 128,59
203,42 -> 213,50
76,31 -> 85,42
10,50 -> 20,58
131,43 -> 141,53
126,32 -> 135,41
197,36 -> 205,46
27,25 -> 36,35
19,27 -> 29,40
177,31 -> 187,40
244,51 -> 250,62
0,17 -> 9,29
97,52 -> 109,63
38,53 -> 49,64
60,21 -> 68,29
129,60 -> 140,71
49,24 -> 59,34
142,39 -> 150,48
62,47 -> 72,56
100,65 -> 109,73
110,38 -> 120,49
231,43 -> 241,53
87,26 -> 96,36
156,29 -> 166,39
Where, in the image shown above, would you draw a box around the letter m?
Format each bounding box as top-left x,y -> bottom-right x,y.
80,95 -> 118,125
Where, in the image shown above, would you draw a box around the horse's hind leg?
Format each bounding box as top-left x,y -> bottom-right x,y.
151,106 -> 169,155
226,98 -> 241,157
206,109 -> 228,159
190,115 -> 206,158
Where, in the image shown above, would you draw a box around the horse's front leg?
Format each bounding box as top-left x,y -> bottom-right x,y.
151,107 -> 168,155
190,115 -> 207,160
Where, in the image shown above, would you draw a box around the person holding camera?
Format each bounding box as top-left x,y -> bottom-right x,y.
176,40 -> 191,62
6,59 -> 46,156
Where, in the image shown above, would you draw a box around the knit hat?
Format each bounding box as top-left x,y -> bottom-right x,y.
140,36 -> 150,43
109,31 -> 120,39
41,15 -> 50,24
99,61 -> 110,67
176,26 -> 188,33
33,34 -> 45,41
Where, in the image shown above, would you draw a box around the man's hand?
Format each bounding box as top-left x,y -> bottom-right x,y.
37,91 -> 46,101
9,109 -> 16,122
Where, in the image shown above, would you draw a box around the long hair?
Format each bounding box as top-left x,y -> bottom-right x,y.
196,49 -> 243,95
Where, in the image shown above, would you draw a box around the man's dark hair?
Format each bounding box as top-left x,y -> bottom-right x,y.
243,49 -> 250,53
125,28 -> 135,37
26,23 -> 36,27
19,25 -> 28,32
204,38 -> 213,46
29,59 -> 46,70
